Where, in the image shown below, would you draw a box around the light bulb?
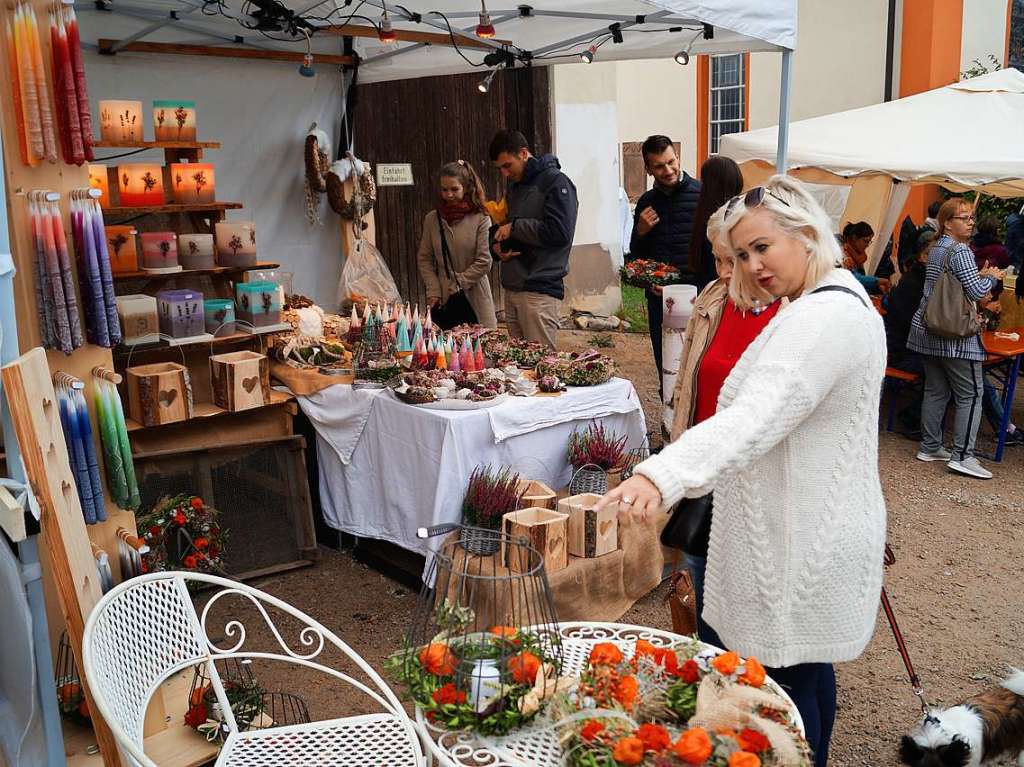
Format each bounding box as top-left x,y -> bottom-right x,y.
478,69 -> 497,93
580,45 -> 597,64
298,52 -> 315,77
674,49 -> 690,65
379,16 -> 397,43
475,11 -> 495,38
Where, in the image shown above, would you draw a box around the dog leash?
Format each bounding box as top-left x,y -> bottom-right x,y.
881,543 -> 934,718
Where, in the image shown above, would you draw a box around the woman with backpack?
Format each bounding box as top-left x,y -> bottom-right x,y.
906,198 -> 1005,479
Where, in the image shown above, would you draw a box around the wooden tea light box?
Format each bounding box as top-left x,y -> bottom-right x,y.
126,362 -> 194,426
558,493 -> 619,558
516,480 -> 556,510
502,508 -> 568,573
210,350 -> 270,412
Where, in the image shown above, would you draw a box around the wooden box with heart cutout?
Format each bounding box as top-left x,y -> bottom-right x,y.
559,493 -> 619,558
515,480 -> 557,511
126,361 -> 194,426
209,350 -> 270,412
502,507 -> 568,574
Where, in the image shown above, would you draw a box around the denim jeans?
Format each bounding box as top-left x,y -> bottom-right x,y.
682,553 -> 723,649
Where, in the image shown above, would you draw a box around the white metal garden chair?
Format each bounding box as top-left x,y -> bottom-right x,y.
82,571 -> 428,767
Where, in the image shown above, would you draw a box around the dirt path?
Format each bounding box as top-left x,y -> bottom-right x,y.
245,330 -> 1022,766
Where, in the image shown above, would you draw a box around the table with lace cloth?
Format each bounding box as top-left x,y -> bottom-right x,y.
415,621 -> 805,767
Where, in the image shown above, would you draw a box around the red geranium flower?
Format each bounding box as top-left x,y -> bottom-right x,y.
431,683 -> 466,706
194,537 -> 209,550
183,554 -> 198,569
679,658 -> 700,683
636,722 -> 672,752
174,511 -> 187,526
184,703 -> 208,728
191,497 -> 204,509
580,721 -> 605,742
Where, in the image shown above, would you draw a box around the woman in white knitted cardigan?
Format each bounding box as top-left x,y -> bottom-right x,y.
598,176 -> 887,767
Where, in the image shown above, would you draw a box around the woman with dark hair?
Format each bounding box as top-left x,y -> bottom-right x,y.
416,160 -> 497,329
971,215 -> 1010,270
687,155 -> 744,289
841,221 -> 874,273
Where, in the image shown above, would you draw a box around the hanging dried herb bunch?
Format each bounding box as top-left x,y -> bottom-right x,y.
462,465 -> 524,531
568,421 -> 627,470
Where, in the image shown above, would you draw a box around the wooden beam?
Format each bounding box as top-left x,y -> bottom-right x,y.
318,23 -> 509,49
98,38 -> 355,66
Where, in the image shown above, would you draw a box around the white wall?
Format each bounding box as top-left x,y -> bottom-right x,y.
749,0 -> 889,129
961,0 -> 1010,72
79,13 -> 346,309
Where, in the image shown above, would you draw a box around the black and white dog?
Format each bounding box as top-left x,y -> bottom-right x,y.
900,670 -> 1024,766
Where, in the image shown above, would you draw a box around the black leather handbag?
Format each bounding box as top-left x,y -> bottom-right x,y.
659,493 -> 713,554
432,214 -> 478,330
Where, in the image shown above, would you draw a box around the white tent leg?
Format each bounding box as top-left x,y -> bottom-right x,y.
775,48 -> 793,174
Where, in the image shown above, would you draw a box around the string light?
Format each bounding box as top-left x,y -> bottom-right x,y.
379,4 -> 398,43
475,0 -> 496,38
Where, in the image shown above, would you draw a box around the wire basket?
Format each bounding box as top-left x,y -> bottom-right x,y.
253,692 -> 312,730
620,443 -> 652,482
389,524 -> 563,736
55,631 -> 91,727
186,657 -> 264,742
458,524 -> 502,556
569,463 -> 609,496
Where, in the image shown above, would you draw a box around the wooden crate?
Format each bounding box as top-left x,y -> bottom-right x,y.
515,479 -> 556,510
126,361 -> 194,426
559,493 -> 619,558
209,350 -> 270,412
502,507 -> 568,573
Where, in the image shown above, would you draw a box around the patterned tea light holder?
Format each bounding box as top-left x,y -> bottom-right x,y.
105,226 -> 139,274
98,100 -> 143,143
236,281 -> 281,328
215,221 -> 257,267
157,289 -> 205,339
140,232 -> 180,273
178,233 -> 215,270
117,163 -> 166,206
153,100 -> 197,142
170,162 -> 215,204
204,299 -> 236,337
88,164 -> 110,207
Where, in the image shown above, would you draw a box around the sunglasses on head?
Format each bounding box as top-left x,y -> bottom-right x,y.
726,186 -> 792,216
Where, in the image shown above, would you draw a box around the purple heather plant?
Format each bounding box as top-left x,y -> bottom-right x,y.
462,465 -> 524,530
567,421 -> 627,470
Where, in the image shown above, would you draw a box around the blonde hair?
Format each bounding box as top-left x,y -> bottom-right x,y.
724,175 -> 840,311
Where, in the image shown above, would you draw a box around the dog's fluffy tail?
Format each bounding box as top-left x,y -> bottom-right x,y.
1000,667 -> 1024,695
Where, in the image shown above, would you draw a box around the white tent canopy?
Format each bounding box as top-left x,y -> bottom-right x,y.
720,68 -> 1024,198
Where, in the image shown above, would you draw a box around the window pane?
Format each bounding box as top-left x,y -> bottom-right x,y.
708,54 -> 747,155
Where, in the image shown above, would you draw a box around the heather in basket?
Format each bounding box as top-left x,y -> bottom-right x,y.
462,465 -> 525,530
568,422 -> 627,471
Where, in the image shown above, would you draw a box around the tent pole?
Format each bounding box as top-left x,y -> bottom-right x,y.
0,138 -> 66,766
775,48 -> 793,174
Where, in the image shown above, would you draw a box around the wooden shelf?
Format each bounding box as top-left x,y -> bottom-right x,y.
93,140 -> 221,150
102,201 -> 243,218
114,325 -> 286,355
126,390 -> 293,432
112,260 -> 280,281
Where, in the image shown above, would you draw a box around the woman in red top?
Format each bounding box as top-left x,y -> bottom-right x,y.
666,206 -> 779,646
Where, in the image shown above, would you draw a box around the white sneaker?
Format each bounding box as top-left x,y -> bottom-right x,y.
947,457 -> 993,479
916,448 -> 952,462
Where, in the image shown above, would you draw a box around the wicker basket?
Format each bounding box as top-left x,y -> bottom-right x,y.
569,463 -> 609,496
458,525 -> 502,556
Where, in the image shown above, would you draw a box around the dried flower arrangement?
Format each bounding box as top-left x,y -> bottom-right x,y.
462,465 -> 525,531
568,422 -> 627,471
536,350 -> 615,387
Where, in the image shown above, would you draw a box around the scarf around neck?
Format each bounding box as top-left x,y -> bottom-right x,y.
438,199 -> 475,224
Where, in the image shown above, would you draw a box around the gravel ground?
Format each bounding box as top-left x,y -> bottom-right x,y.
230,330 -> 1022,766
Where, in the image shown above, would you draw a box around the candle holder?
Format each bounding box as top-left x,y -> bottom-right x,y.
105,226 -> 138,274
204,299 -> 236,336
169,162 -> 215,204
88,165 -> 110,207
99,100 -> 144,143
115,294 -> 159,345
215,221 -> 257,267
236,281 -> 281,328
157,289 -> 205,339
153,100 -> 196,142
117,163 -> 166,207
140,232 -> 180,273
178,233 -> 215,270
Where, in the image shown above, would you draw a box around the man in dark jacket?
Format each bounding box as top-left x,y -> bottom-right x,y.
628,135 -> 701,387
489,129 -> 578,348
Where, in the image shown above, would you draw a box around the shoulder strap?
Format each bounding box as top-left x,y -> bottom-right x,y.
436,212 -> 456,282
810,284 -> 868,308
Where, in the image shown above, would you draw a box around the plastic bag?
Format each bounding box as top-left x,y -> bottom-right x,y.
337,239 -> 401,310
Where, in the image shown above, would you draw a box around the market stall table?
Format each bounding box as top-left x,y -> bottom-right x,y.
415,621 -> 805,767
296,378 -> 646,578
982,327 -> 1024,462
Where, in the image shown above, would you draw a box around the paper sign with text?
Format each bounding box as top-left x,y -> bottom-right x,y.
376,163 -> 415,186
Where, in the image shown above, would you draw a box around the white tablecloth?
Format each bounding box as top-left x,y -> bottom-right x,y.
299,378 -> 646,575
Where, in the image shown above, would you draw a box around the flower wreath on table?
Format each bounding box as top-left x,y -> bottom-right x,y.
535,350 -> 616,387
137,494 -> 227,576
385,614 -> 572,737
551,642 -> 813,767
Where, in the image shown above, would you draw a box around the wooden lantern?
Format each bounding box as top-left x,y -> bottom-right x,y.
87,164 -> 110,207
502,508 -> 568,573
104,225 -> 138,273
515,480 -> 556,510
126,362 -> 194,426
117,163 -> 165,206
153,100 -> 197,142
115,294 -> 159,345
169,162 -> 215,204
99,100 -> 143,143
558,493 -> 619,558
209,351 -> 270,412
